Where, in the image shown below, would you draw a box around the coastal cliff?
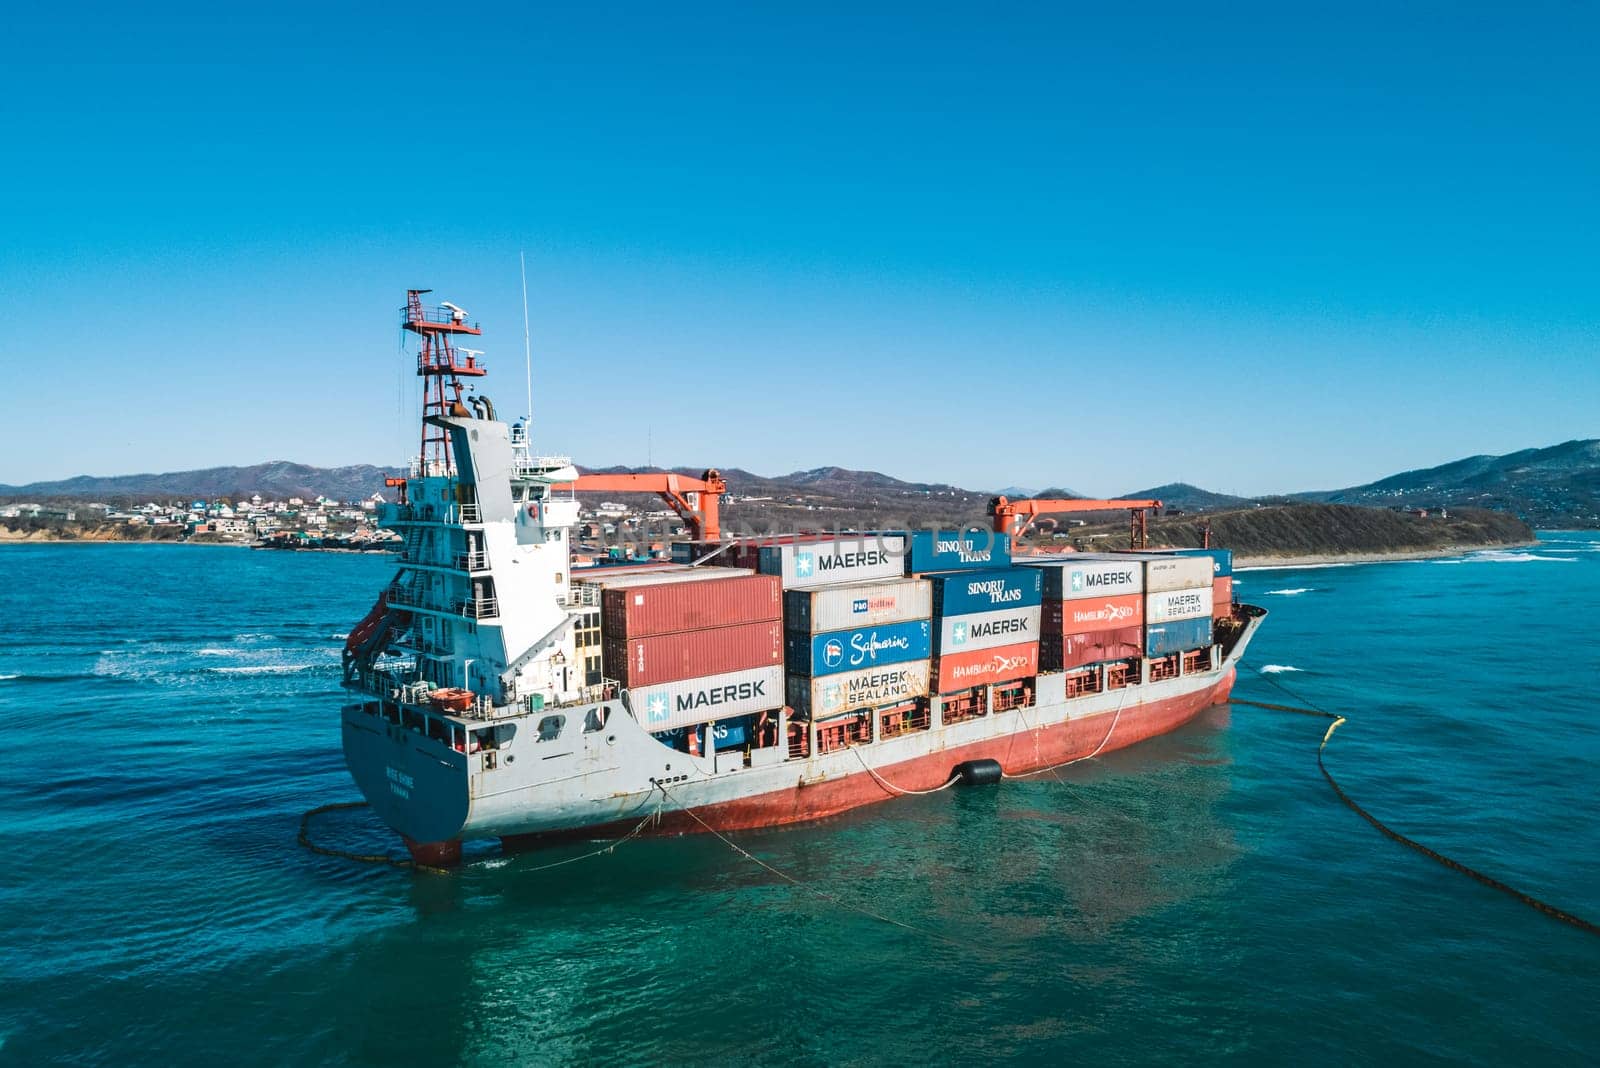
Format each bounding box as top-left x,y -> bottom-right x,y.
1067,504 -> 1536,564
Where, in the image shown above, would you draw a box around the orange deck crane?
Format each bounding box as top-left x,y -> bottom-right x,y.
989,495 -> 1164,550
554,469 -> 728,542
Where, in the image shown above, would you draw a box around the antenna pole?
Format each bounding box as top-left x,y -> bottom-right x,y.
520,251 -> 534,432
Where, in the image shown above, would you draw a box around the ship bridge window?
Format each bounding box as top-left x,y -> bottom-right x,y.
584,706 -> 609,732
537,714 -> 566,742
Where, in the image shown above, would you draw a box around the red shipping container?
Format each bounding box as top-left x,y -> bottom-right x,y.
933,641 -> 1038,693
604,620 -> 783,688
601,573 -> 781,638
1213,577 -> 1233,618
1039,625 -> 1143,671
1043,593 -> 1144,635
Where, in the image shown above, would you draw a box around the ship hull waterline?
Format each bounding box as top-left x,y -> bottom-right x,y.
343,621 -> 1255,867
503,665 -> 1236,852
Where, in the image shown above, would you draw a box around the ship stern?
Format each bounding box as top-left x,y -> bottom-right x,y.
341,704 -> 472,852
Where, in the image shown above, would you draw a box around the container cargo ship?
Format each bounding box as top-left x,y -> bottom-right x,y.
340,293 -> 1266,865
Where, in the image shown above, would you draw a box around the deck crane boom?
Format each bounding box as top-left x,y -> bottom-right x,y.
554,469 -> 728,542
989,495 -> 1164,550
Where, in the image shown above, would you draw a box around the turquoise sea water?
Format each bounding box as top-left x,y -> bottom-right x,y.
2,535 -> 1598,1065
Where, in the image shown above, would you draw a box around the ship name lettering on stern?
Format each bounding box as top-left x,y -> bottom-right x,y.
386,766 -> 415,799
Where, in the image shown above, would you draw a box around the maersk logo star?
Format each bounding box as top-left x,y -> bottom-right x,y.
952,621 -> 968,645
647,695 -> 669,723
795,552 -> 814,578
1070,570 -> 1084,592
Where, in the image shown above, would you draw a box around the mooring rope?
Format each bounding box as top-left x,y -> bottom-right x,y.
1004,676 -> 1134,781
298,801 -> 452,875
1239,673 -> 1600,938
651,780 -> 961,945
298,799 -> 661,877
850,745 -> 961,796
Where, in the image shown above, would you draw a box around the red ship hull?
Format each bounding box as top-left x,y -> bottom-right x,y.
497,666 -> 1236,852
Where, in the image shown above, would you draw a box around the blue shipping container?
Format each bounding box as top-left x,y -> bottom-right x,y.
654,716 -> 753,751
787,619 -> 931,677
930,568 -> 1043,617
1144,616 -> 1214,657
894,530 -> 1012,573
1148,548 -> 1232,578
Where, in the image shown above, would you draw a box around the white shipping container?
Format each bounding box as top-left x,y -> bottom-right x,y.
1143,556 -> 1214,593
1145,585 -> 1214,623
787,660 -> 931,718
936,604 -> 1042,654
1025,557 -> 1145,600
760,535 -> 906,590
630,665 -> 784,732
575,567 -> 754,589
786,577 -> 932,632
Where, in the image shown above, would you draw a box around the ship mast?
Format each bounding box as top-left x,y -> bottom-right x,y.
403,289 -> 486,474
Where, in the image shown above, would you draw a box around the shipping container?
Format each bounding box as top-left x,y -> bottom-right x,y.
1145,585 -> 1214,624
599,572 -> 779,639
1213,576 -> 1233,618
1026,557 -> 1145,600
669,542 -> 719,565
633,665 -> 785,732
784,618 -> 931,677
893,529 -> 1012,573
935,604 -> 1042,654
573,560 -> 684,579
605,620 -> 782,688
758,535 -> 907,589
653,715 -> 755,751
784,577 -> 932,633
1143,555 -> 1214,593
576,566 -> 740,588
1144,616 -> 1214,658
932,641 -> 1038,693
1043,593 -> 1144,634
787,661 -> 931,718
1145,547 -> 1233,578
1039,625 -> 1143,671
929,568 -> 1044,617
672,541 -> 763,568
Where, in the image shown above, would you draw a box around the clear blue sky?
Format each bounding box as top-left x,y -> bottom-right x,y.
3,2 -> 1595,496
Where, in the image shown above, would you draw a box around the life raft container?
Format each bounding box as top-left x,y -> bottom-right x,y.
429,688 -> 476,713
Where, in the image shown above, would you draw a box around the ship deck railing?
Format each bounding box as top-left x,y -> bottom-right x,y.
560,584 -> 600,608
407,458 -> 457,479
458,596 -> 499,620
453,550 -> 489,572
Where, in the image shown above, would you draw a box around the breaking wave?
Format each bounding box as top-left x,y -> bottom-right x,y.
205,664 -> 322,676
1259,665 -> 1302,674
1265,587 -> 1317,596
1435,551 -> 1575,565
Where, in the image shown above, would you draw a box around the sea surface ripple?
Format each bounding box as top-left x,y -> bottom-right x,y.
1,536 -> 1597,1065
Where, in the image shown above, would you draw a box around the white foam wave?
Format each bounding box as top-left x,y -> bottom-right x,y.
330,633 -> 349,640
1259,665 -> 1302,674
0,673 -> 17,681
1236,562 -> 1355,573
1266,587 -> 1315,596
1435,551 -> 1576,565
206,664 -> 321,676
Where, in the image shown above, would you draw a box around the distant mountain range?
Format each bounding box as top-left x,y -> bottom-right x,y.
0,462 -> 403,503
3,440 -> 1597,526
1297,439 -> 1600,526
